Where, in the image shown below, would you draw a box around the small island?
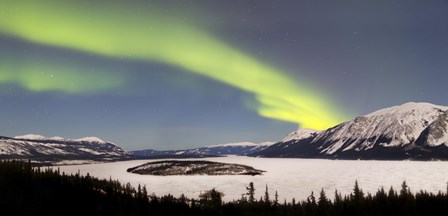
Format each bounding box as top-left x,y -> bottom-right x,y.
127,160 -> 265,176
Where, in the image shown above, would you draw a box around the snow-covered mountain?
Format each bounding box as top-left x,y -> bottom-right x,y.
282,128 -> 320,142
131,141 -> 274,158
5,102 -> 447,161
254,102 -> 448,160
0,135 -> 129,161
416,110 -> 448,147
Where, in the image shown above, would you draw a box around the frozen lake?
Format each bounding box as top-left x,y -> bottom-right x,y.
57,156 -> 448,202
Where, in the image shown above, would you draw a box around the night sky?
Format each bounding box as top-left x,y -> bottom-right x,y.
1,0 -> 447,150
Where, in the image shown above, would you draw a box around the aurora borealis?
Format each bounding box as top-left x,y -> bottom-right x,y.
0,0 -> 346,129
1,0 -> 447,150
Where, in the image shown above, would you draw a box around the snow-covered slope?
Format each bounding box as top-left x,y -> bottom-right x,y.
207,141 -> 272,148
416,110 -> 448,147
282,128 -> 320,142
13,134 -> 108,144
75,137 -> 108,144
255,102 -> 448,160
200,141 -> 274,155
0,135 -> 129,160
131,141 -> 274,158
316,102 -> 447,154
14,134 -> 47,140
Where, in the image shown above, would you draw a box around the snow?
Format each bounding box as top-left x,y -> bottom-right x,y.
258,142 -> 275,146
439,133 -> 448,146
48,160 -> 100,166
49,136 -> 66,141
0,141 -> 31,155
57,156 -> 448,202
0,140 -> 72,156
78,148 -> 103,155
426,132 -> 448,147
313,102 -> 448,154
14,134 -> 108,144
207,142 -> 274,148
321,140 -> 345,154
0,136 -> 126,158
208,142 -> 257,147
365,102 -> 447,118
282,128 -> 320,142
35,145 -> 71,155
14,134 -> 47,140
424,111 -> 448,147
362,102 -> 447,146
75,137 -> 107,144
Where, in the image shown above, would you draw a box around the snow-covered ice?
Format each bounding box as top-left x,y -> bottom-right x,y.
57,156 -> 448,202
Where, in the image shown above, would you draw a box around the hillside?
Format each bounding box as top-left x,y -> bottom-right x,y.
255,102 -> 448,160
0,135 -> 129,161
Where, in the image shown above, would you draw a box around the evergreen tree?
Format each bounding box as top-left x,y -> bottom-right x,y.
210,188 -> 223,208
352,180 -> 364,202
264,184 -> 270,205
246,182 -> 255,203
191,198 -> 197,208
137,184 -> 142,199
400,181 -> 410,197
179,193 -> 187,204
388,186 -> 397,198
2,161 -> 448,216
199,188 -> 224,208
240,194 -> 248,203
274,191 -> 279,206
334,189 -> 343,204
318,188 -> 329,207
309,191 -> 316,206
142,185 -> 149,202
318,188 -> 331,216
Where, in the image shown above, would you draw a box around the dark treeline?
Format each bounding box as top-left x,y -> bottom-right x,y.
1,160 -> 447,216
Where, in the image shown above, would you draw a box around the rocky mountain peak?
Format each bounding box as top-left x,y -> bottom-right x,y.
255,102 -> 448,160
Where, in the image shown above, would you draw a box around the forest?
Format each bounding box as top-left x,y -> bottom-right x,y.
1,160 -> 447,216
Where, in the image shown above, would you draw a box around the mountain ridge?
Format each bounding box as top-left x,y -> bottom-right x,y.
131,141 -> 275,158
254,102 -> 448,160
3,102 -> 448,161
13,134 -> 109,144
0,135 -> 129,161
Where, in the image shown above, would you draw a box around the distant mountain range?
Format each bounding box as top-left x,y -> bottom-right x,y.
254,102 -> 448,160
131,142 -> 274,158
2,102 -> 448,161
0,134 -> 129,161
0,133 -> 273,162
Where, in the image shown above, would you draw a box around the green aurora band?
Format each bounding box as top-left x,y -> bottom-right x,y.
0,54 -> 127,94
0,0 -> 348,129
